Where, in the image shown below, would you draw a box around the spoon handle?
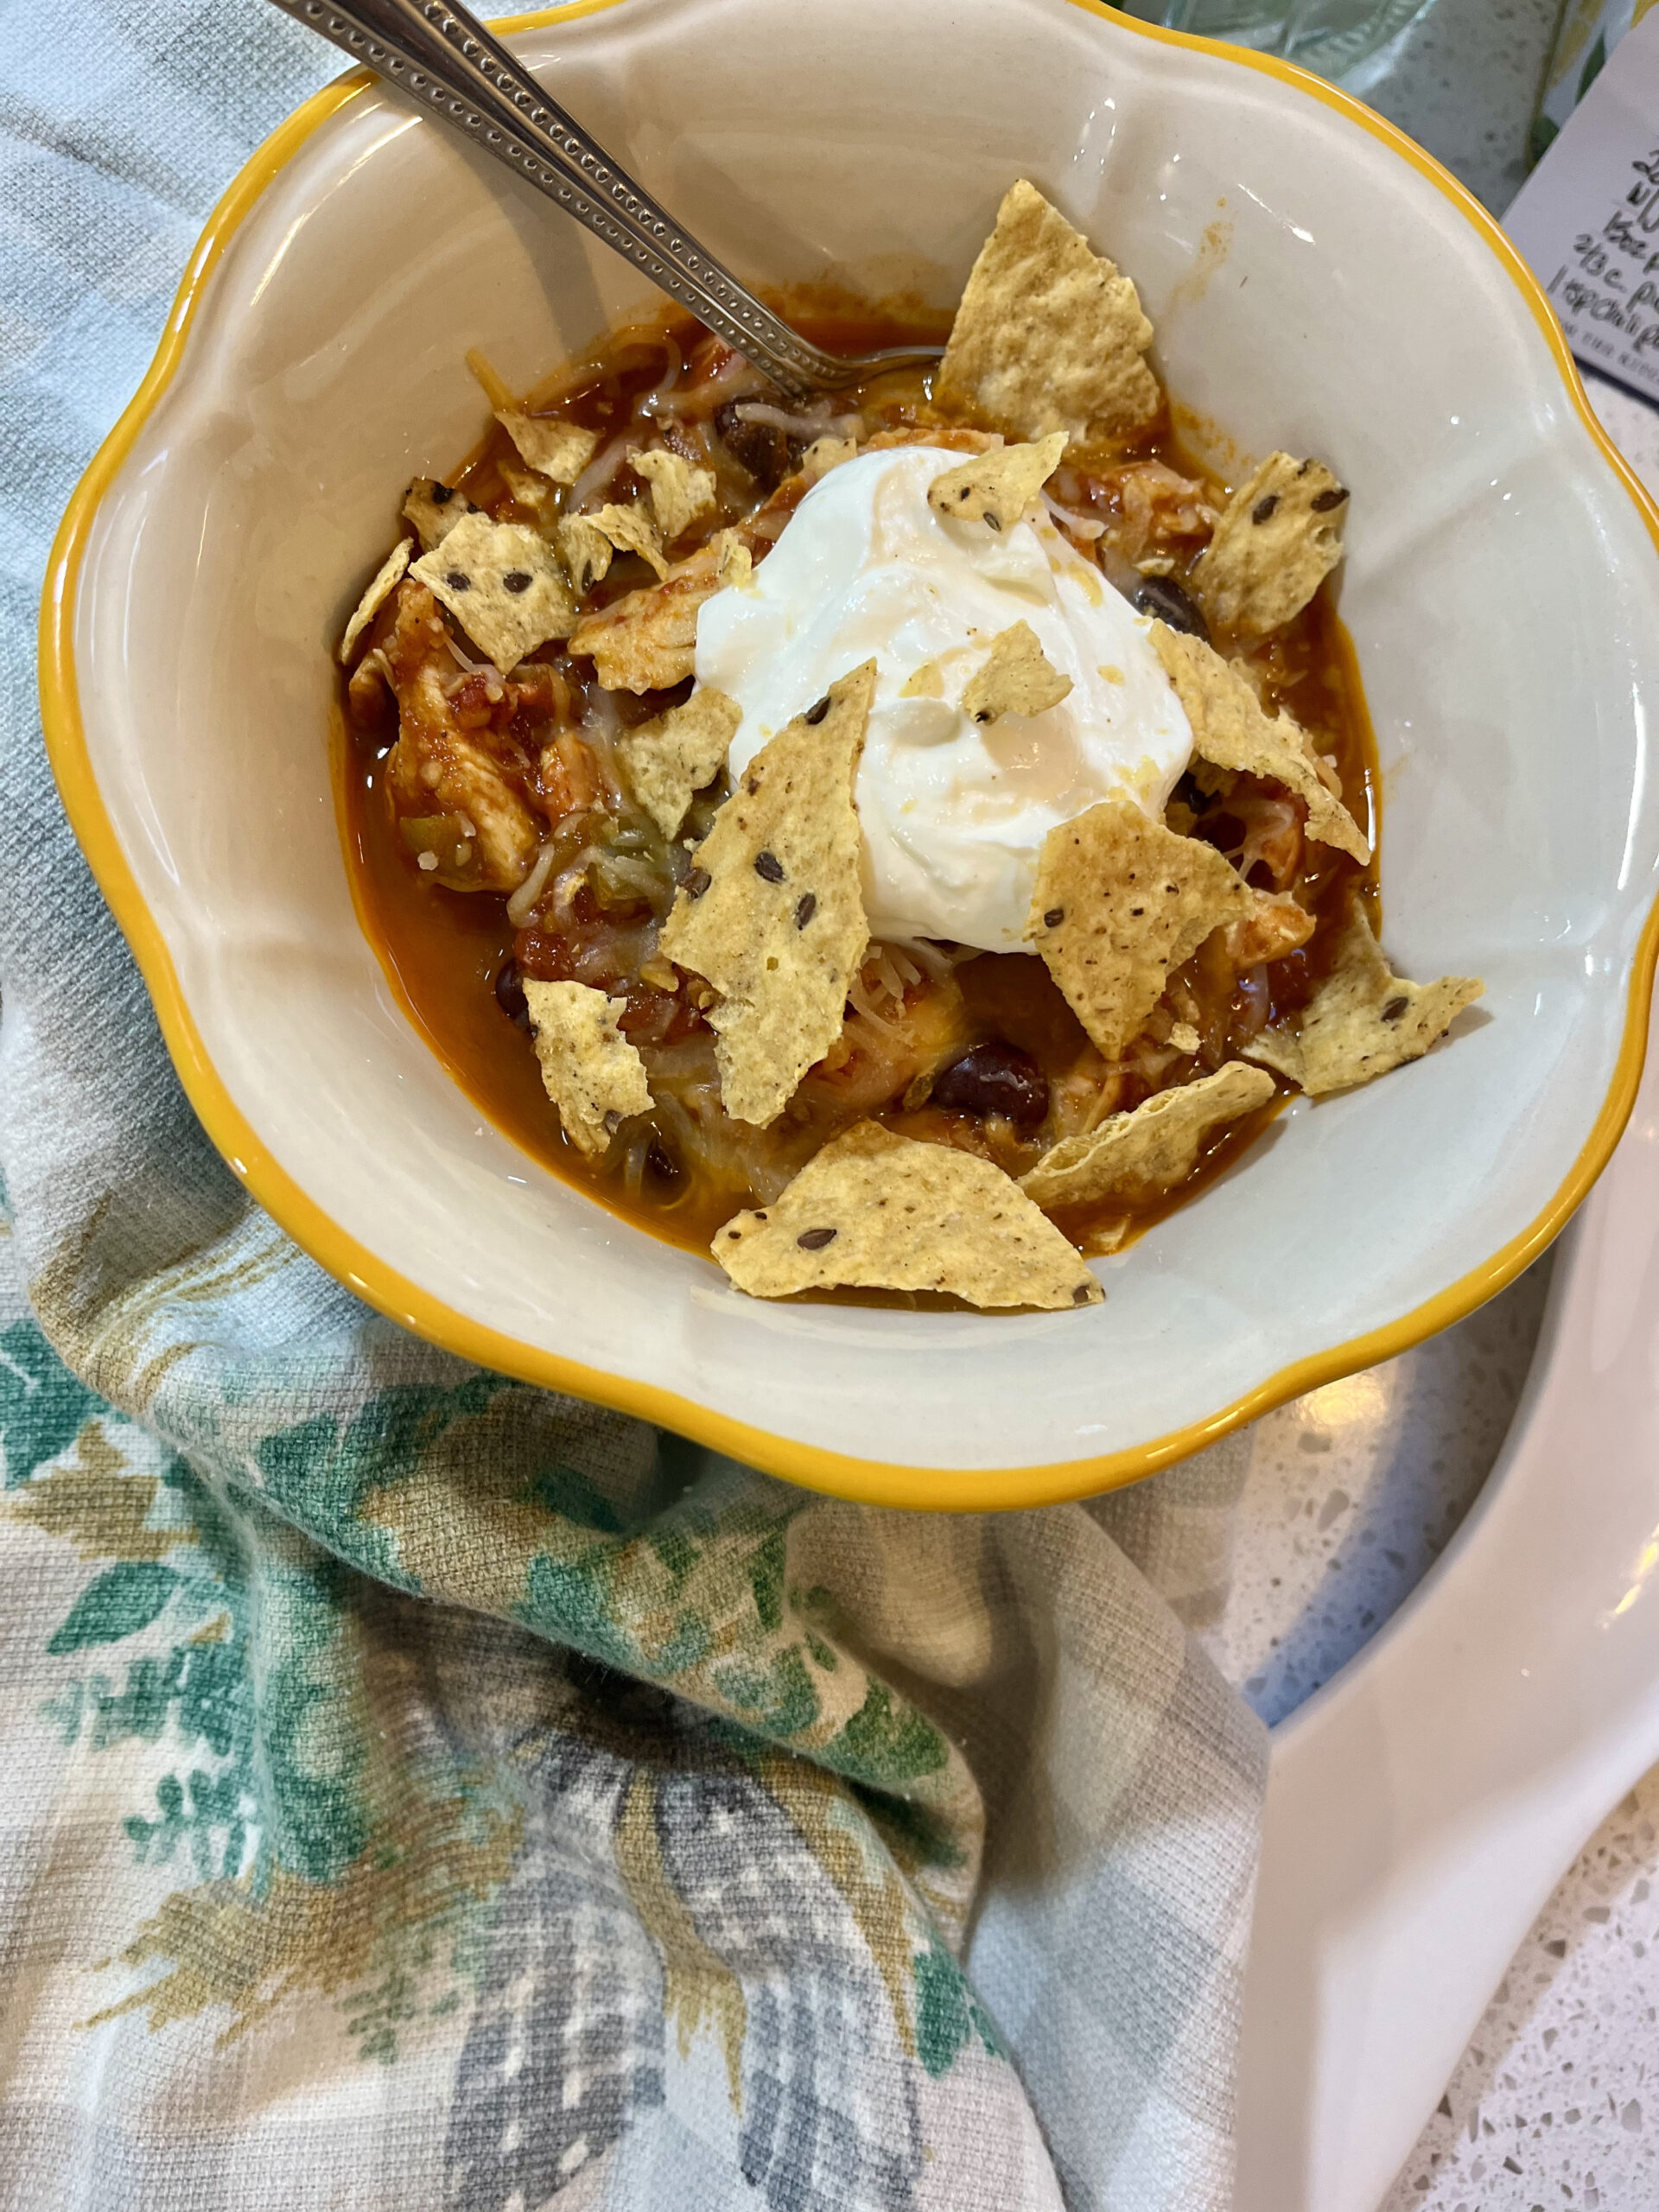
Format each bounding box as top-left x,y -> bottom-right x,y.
268,0 -> 841,397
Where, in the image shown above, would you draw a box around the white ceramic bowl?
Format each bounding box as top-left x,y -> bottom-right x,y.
44,0 -> 1659,1509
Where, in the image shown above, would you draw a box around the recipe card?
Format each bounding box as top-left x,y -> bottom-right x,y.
1505,6 -> 1659,409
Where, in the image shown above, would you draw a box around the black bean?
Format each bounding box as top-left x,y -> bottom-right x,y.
493,957 -> 531,1029
931,1043 -> 1050,1130
502,569 -> 531,594
1131,573 -> 1208,640
1043,906 -> 1065,928
444,569 -> 470,592
714,400 -> 797,490
804,695 -> 830,725
1381,995 -> 1408,1022
1072,1283 -> 1091,1304
1252,493 -> 1280,524
797,1226 -> 838,1251
753,850 -> 785,883
685,866 -> 711,899
1312,485 -> 1350,513
795,892 -> 817,928
432,483 -> 455,505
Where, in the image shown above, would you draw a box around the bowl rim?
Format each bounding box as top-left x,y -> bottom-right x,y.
38,0 -> 1659,1512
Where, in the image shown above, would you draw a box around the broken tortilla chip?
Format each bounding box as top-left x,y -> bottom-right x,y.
410,512 -> 578,672
497,410 -> 599,486
558,505 -> 668,594
936,180 -> 1161,442
961,621 -> 1074,723
569,539 -> 729,690
628,447 -> 716,542
1152,624 -> 1370,863
1020,1061 -> 1276,1210
800,436 -> 858,486
499,459 -> 554,511
1027,800 -> 1254,1058
557,513 -> 613,596
927,434 -> 1067,531
714,1122 -> 1102,1310
618,687 -> 741,837
594,502 -> 670,580
403,478 -> 481,553
714,529 -> 753,590
1193,451 -> 1349,639
1243,900 -> 1483,1096
524,980 -> 653,1154
661,663 -> 874,1125
338,538 -> 410,664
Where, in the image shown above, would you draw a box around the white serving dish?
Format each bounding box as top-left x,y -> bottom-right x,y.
1236,990 -> 1659,2212
41,0 -> 1659,1508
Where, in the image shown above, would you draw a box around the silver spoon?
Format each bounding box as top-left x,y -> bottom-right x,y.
266,0 -> 946,400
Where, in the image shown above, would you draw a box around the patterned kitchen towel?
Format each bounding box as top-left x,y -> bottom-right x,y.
0,3 -> 1268,2207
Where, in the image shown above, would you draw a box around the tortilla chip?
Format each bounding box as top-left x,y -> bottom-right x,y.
661,663 -> 874,1125
499,459 -> 554,511
339,537 -> 410,664
410,512 -> 578,673
961,620 -> 1073,723
497,410 -> 599,486
628,447 -> 716,542
1027,800 -> 1254,1058
936,179 -> 1161,442
524,980 -> 653,1154
714,1122 -> 1102,1309
801,435 -> 858,485
1243,901 -> 1483,1096
404,478 -> 481,552
1020,1060 -> 1276,1210
1193,451 -> 1349,639
714,529 -> 753,590
1152,625 -> 1370,863
558,513 -> 614,596
569,539 -> 728,691
593,502 -> 669,580
927,434 -> 1067,531
618,686 -> 741,837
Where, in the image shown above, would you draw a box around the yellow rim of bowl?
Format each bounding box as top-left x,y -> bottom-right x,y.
38,0 -> 1659,1513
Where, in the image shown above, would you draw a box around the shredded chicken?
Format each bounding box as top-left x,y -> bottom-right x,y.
1087,458 -> 1217,569
567,541 -> 730,691
1225,892 -> 1316,967
380,580 -> 543,890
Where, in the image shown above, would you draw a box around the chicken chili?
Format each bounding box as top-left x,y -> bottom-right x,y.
335,181 -> 1479,1311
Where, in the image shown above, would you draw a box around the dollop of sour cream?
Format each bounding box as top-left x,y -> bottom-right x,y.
695,443 -> 1193,951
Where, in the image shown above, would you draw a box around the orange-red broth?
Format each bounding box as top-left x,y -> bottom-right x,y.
339,305 -> 1381,1261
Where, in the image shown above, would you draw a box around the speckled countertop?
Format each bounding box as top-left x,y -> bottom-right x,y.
1376,378 -> 1659,2208
1130,3 -> 1659,2202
